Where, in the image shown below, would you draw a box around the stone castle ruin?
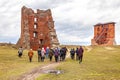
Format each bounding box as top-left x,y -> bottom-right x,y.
17,6 -> 59,50
91,22 -> 116,46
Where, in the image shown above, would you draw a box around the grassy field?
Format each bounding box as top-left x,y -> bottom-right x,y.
37,46 -> 120,80
0,45 -> 120,80
0,45 -> 51,80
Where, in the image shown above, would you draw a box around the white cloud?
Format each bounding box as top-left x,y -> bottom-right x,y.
58,33 -> 92,42
0,0 -> 120,45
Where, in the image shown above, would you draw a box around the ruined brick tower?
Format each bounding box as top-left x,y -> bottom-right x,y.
17,6 -> 59,50
91,22 -> 116,46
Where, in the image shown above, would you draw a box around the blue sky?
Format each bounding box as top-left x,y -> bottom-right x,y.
0,0 -> 120,45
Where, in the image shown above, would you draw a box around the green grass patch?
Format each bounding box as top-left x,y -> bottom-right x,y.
37,46 -> 120,80
0,46 -> 50,80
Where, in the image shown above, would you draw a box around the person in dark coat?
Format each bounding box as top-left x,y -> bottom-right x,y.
37,47 -> 41,62
62,47 -> 68,61
78,46 -> 84,63
70,48 -> 75,60
75,48 -> 79,60
60,48 -> 64,61
48,48 -> 54,61
54,48 -> 59,62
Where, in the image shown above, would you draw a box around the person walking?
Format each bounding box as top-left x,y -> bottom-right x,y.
54,48 -> 59,62
41,47 -> 46,62
28,49 -> 34,62
18,47 -> 23,58
78,46 -> 84,63
37,47 -> 41,62
62,47 -> 68,61
75,48 -> 79,60
45,47 -> 49,58
70,48 -> 75,60
48,48 -> 54,61
60,48 -> 64,61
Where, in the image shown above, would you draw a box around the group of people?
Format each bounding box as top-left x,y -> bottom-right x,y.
18,46 -> 84,64
29,46 -> 68,62
18,46 -> 68,62
70,46 -> 84,63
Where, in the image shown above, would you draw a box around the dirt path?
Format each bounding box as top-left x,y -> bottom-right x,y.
104,47 -> 115,50
85,46 -> 92,52
16,54 -> 70,80
17,62 -> 60,80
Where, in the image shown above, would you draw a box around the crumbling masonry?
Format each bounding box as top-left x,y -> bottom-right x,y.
17,6 -> 59,50
91,22 -> 116,46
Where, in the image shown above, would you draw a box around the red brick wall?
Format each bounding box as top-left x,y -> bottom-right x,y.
91,22 -> 116,46
17,6 -> 59,50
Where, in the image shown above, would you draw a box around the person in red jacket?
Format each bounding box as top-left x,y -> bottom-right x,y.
28,49 -> 34,62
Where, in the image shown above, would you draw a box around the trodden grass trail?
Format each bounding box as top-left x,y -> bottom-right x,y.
36,46 -> 120,80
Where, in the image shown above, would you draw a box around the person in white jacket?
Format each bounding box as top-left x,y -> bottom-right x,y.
41,47 -> 46,62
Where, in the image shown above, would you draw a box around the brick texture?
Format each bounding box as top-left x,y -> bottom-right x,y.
91,22 -> 116,46
17,6 -> 59,50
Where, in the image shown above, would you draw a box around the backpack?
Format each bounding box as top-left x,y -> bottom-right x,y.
55,49 -> 59,56
70,50 -> 75,55
49,49 -> 54,56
